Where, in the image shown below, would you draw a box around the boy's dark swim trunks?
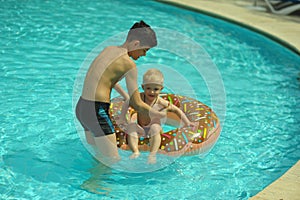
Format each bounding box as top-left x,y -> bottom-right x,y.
76,97 -> 115,137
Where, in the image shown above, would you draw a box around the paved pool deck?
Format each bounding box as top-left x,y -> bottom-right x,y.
157,0 -> 300,55
156,0 -> 300,199
250,160 -> 300,200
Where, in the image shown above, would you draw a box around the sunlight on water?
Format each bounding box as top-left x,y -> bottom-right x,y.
1,0 -> 299,199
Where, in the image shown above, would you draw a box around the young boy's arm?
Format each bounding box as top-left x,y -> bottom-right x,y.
160,98 -> 195,127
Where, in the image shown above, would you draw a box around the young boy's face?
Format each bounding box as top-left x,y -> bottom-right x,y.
142,83 -> 163,102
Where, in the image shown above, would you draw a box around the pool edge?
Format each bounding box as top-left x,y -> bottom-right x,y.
155,0 -> 300,56
250,160 -> 300,200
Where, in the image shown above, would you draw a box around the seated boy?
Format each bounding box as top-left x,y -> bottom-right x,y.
120,68 -> 195,164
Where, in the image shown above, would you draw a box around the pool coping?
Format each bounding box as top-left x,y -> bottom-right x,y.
250,160 -> 300,199
156,0 -> 300,56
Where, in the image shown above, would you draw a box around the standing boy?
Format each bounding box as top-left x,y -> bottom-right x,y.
76,21 -> 164,165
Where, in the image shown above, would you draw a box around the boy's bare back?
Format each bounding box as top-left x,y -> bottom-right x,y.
81,46 -> 136,102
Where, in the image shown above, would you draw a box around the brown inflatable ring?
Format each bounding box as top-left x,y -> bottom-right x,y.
109,94 -> 221,156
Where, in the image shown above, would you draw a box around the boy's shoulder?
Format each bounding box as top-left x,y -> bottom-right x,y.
107,47 -> 135,69
116,54 -> 135,69
102,46 -> 128,59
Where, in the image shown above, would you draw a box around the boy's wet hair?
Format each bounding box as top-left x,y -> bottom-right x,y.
126,20 -> 157,48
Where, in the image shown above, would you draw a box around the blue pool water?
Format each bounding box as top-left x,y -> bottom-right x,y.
1,0 -> 299,199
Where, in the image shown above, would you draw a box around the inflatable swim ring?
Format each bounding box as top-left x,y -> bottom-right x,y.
109,94 -> 221,156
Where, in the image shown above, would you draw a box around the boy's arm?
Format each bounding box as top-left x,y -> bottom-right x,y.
119,98 -> 129,125
124,66 -> 149,112
114,83 -> 129,101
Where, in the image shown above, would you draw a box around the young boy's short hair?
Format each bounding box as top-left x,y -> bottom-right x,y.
143,68 -> 164,86
126,20 -> 157,48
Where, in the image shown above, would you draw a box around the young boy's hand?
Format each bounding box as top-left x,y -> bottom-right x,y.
186,121 -> 199,131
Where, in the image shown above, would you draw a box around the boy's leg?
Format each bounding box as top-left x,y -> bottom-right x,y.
85,130 -> 96,145
93,134 -> 120,166
77,99 -> 120,166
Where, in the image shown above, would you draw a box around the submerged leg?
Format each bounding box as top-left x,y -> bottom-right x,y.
93,134 -> 120,166
85,130 -> 96,145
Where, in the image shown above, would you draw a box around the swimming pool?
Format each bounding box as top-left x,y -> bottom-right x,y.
1,0 -> 299,199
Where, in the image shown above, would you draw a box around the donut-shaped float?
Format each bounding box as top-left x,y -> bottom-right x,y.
109,94 -> 221,156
